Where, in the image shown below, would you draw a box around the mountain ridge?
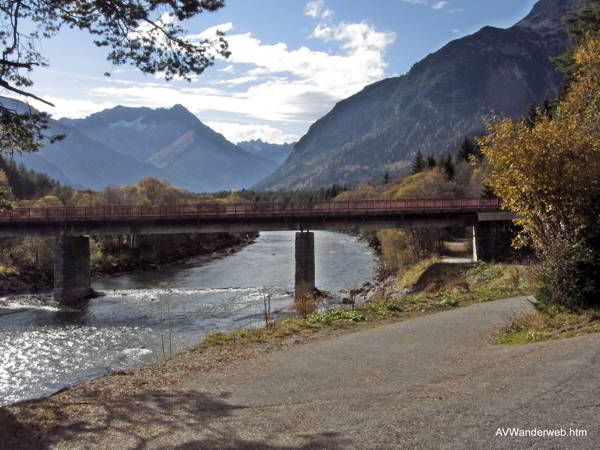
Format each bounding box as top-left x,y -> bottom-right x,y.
4,101 -> 278,192
254,0 -> 584,191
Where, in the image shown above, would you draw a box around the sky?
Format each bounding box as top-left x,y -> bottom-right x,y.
19,0 -> 538,144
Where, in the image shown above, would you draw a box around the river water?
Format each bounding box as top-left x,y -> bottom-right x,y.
0,231 -> 376,407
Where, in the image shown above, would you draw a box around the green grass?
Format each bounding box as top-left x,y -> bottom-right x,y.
496,307 -> 600,345
195,262 -> 539,352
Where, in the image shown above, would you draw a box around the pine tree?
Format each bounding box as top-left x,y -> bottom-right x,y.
0,0 -> 229,156
443,154 -> 455,180
426,155 -> 437,169
457,137 -> 482,162
412,151 -> 425,174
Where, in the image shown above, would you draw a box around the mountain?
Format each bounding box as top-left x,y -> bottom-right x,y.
255,0 -> 584,191
1,97 -> 169,190
62,105 -> 277,192
237,139 -> 294,166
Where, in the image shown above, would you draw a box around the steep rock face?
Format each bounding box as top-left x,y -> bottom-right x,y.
255,0 -> 583,190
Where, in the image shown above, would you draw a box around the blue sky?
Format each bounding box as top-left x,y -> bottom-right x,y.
23,0 -> 538,144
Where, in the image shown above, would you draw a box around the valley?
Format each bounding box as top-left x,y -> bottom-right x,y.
1,0 -> 600,447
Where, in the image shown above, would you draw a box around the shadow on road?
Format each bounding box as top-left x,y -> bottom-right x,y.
1,387 -> 347,449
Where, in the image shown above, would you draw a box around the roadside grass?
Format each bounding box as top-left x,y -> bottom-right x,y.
496,306 -> 600,345
198,262 -> 537,351
397,257 -> 440,289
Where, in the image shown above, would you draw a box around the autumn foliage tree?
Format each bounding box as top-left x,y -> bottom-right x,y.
480,38 -> 600,309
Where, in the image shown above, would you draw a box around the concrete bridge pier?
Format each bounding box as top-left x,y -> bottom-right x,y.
295,231 -> 315,300
474,222 -> 514,262
54,235 -> 94,304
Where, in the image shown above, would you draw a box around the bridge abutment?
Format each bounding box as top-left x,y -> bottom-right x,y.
475,222 -> 514,262
54,236 -> 94,304
295,232 -> 315,299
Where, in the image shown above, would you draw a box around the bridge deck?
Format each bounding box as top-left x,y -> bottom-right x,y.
0,198 -> 504,236
0,198 -> 500,222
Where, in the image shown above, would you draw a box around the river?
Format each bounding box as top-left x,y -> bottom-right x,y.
0,231 -> 376,407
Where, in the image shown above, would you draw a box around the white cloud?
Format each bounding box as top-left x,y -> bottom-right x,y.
217,75 -> 259,85
42,16 -> 395,143
304,0 -> 324,18
33,97 -> 118,119
305,1 -> 334,20
432,1 -> 448,9
143,19 -> 394,123
206,121 -> 299,144
194,22 -> 234,40
321,8 -> 334,19
451,28 -> 460,34
400,0 -> 428,4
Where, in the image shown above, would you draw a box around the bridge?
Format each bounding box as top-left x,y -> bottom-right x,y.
0,198 -> 514,303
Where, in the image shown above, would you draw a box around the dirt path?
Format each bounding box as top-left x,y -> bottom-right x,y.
2,296 -> 599,449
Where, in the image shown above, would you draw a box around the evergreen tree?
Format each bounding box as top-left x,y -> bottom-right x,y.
552,0 -> 600,86
0,169 -> 13,211
525,100 -> 555,129
412,151 -> 425,174
457,137 -> 482,162
442,154 -> 455,180
426,155 -> 437,169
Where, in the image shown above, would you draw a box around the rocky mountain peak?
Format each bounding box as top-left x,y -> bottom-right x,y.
515,0 -> 584,34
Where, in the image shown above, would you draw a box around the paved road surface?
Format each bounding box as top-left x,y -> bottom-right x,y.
15,296 -> 600,449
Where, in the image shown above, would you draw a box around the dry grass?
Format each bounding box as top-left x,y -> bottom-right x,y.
496,307 -> 600,345
293,292 -> 321,318
398,257 -> 441,289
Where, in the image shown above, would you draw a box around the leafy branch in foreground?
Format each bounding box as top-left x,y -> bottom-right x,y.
0,0 -> 228,155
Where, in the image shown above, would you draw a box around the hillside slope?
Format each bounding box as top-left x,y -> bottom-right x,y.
63,105 -> 277,192
255,0 -> 583,190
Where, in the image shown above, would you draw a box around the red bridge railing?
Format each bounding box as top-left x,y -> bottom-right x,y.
0,198 -> 500,221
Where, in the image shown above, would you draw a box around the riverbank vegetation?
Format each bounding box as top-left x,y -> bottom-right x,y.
484,5 -> 600,342
335,145 -> 486,277
481,37 -> 600,311
0,165 -> 255,295
203,261 -> 536,350
496,307 -> 600,346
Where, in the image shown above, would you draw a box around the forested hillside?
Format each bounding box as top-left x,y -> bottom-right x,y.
255,0 -> 583,190
0,166 -> 255,294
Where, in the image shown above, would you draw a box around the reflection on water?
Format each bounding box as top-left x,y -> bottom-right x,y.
0,231 -> 376,406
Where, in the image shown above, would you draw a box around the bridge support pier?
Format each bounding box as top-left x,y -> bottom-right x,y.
471,226 -> 478,262
474,222 -> 514,262
54,236 -> 94,304
295,231 -> 315,300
